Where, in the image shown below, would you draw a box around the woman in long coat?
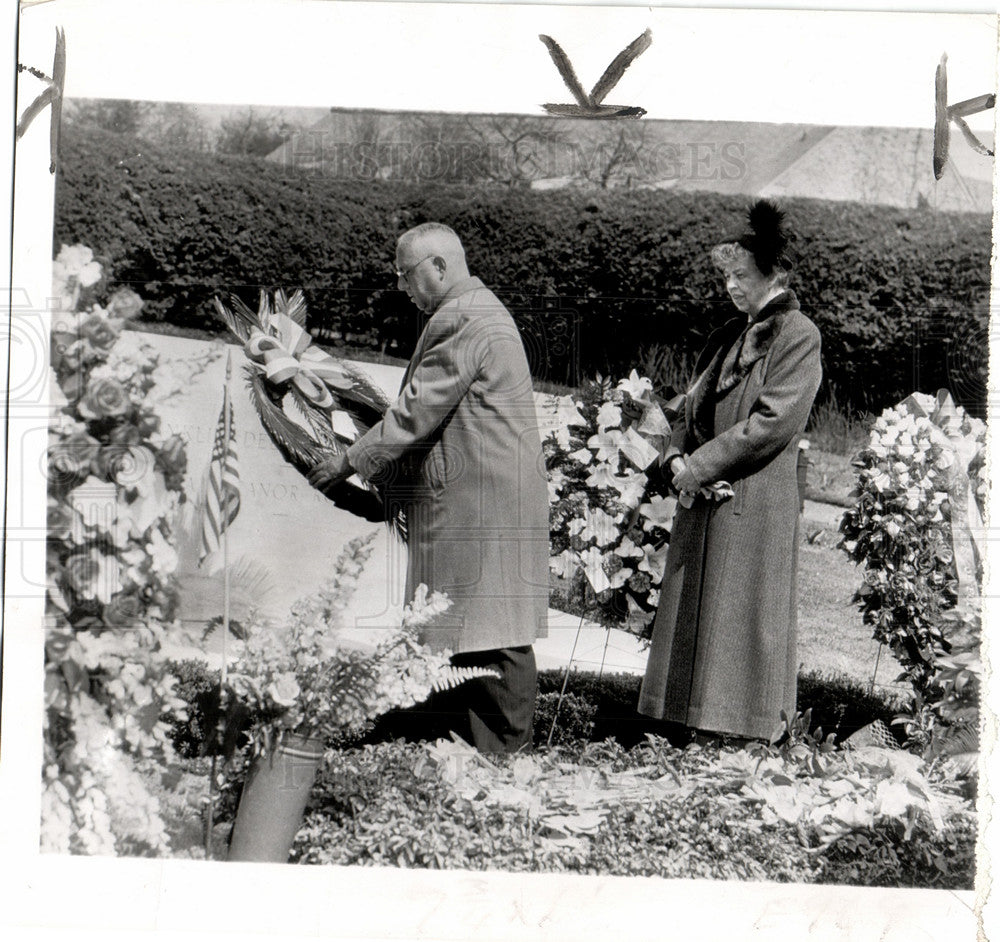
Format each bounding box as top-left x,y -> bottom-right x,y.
638,201 -> 822,742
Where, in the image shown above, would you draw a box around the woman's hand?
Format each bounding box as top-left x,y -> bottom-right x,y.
670,457 -> 700,495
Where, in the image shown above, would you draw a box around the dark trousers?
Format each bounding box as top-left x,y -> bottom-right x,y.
426,645 -> 537,754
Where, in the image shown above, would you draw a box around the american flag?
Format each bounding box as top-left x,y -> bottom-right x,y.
198,398 -> 240,570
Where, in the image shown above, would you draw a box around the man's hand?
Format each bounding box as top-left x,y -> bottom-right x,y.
307,452 -> 354,491
670,457 -> 700,495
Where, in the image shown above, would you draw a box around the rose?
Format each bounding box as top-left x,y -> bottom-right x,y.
90,444 -> 150,484
48,430 -> 102,489
135,410 -> 161,438
155,435 -> 187,484
77,378 -> 131,420
266,673 -> 301,709
103,591 -> 143,627
106,287 -> 144,320
50,326 -> 80,373
62,551 -> 100,600
47,499 -> 77,542
109,423 -> 142,446
78,312 -> 123,353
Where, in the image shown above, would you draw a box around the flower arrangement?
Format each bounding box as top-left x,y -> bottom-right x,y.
840,390 -> 985,764
228,531 -> 498,756
43,245 -> 219,855
543,371 -> 677,636
840,391 -> 985,682
47,246 -> 219,630
213,289 -> 403,536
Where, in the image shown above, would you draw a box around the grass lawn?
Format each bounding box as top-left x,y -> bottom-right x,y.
796,539 -> 902,695
804,448 -> 858,507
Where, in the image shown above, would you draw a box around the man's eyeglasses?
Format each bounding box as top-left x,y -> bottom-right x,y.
395,254 -> 436,282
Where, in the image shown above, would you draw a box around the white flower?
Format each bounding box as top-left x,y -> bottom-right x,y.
608,471 -> 647,508
91,552 -> 124,605
607,565 -> 632,589
146,528 -> 178,576
578,546 -> 611,593
647,588 -> 660,607
613,536 -> 644,559
403,584 -> 452,627
549,549 -> 581,581
53,244 -> 102,302
585,462 -> 620,491
569,447 -> 595,467
638,543 -> 668,582
616,370 -> 653,400
639,494 -> 677,532
129,467 -> 170,535
596,402 -> 623,431
587,429 -> 625,463
578,507 -> 621,547
868,469 -> 892,493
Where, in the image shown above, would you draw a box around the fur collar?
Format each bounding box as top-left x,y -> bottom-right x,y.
688,289 -> 800,447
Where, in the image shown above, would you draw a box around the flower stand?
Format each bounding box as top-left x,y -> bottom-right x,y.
228,734 -> 324,862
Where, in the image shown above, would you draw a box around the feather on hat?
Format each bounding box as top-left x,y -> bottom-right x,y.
712,199 -> 793,275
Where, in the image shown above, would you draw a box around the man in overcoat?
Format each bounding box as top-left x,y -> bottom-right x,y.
309,223 -> 549,753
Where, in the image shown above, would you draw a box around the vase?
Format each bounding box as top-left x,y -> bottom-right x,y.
227,733 -> 324,863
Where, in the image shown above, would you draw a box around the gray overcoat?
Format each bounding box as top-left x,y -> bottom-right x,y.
638,290 -> 822,739
347,277 -> 549,653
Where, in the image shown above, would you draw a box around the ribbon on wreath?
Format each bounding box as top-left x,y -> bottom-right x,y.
244,313 -> 355,410
898,389 -> 985,600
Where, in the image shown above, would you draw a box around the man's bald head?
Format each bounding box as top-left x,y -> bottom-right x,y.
398,223 -> 466,265
395,223 -> 472,313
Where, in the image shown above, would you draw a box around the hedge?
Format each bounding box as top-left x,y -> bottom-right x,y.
55,126 -> 991,412
165,660 -> 903,757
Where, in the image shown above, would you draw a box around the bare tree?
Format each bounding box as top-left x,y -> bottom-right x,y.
471,115 -> 569,187
64,98 -> 151,135
572,122 -> 652,189
216,107 -> 294,157
142,102 -> 211,152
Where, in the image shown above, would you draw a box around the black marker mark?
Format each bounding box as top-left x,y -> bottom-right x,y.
16,26 -> 65,174
539,29 -> 652,119
933,52 -> 995,181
